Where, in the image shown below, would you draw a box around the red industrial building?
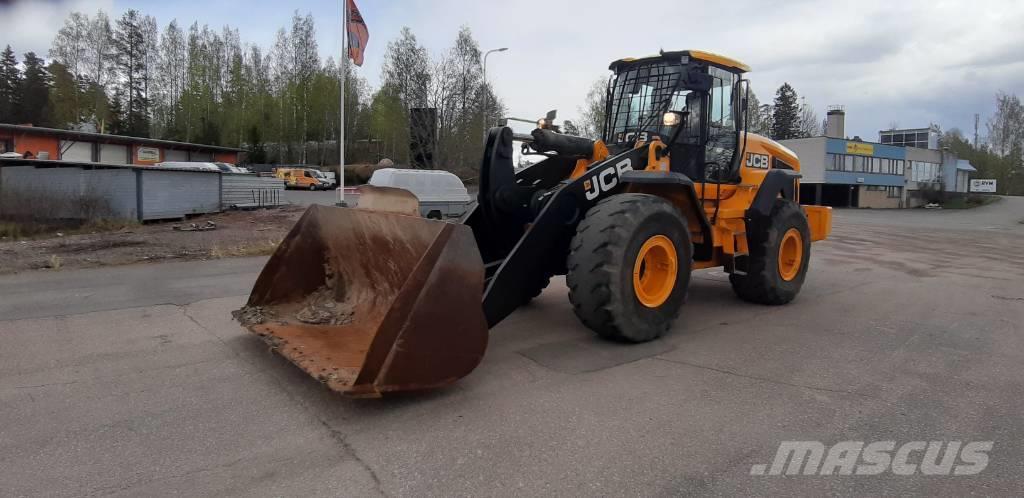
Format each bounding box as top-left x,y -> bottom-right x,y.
0,123 -> 243,165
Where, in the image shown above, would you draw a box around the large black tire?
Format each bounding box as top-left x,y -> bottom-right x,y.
567,194 -> 693,342
730,199 -> 811,305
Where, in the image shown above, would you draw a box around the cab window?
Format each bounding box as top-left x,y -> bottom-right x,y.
705,66 -> 738,176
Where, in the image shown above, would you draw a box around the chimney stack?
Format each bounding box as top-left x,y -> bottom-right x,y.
825,105 -> 845,139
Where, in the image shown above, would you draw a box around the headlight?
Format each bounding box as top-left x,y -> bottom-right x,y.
662,112 -> 681,127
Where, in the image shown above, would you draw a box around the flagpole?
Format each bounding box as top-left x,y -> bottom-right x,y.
338,0 -> 348,206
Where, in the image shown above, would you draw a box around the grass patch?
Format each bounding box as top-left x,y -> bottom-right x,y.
941,195 -> 998,209
209,239 -> 281,258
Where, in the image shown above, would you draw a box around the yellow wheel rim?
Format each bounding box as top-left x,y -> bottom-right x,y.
778,228 -> 803,281
633,235 -> 678,308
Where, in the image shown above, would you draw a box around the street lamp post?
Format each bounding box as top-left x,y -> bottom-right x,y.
482,47 -> 508,135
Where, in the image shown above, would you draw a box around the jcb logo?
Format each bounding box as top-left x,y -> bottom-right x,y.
746,153 -> 770,169
584,159 -> 633,200
616,131 -> 659,143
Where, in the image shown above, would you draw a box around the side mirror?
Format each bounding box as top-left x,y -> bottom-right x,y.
734,79 -> 750,130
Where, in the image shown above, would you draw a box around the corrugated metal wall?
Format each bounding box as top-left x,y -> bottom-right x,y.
1,164 -> 294,222
139,170 -> 221,221
0,166 -> 138,219
221,174 -> 286,208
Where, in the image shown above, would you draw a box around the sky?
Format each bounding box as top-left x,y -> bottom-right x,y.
2,0 -> 1024,142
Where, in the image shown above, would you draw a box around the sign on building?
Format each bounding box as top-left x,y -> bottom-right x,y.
137,146 -> 161,163
846,142 -> 874,155
969,179 -> 997,193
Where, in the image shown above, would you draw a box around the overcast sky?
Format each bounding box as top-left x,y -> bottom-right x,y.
2,0 -> 1023,141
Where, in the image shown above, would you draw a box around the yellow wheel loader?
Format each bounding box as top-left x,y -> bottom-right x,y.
235,50 -> 832,397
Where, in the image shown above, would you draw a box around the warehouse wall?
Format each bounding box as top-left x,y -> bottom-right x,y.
778,137 -> 826,183
857,186 -> 901,209
11,134 -> 59,160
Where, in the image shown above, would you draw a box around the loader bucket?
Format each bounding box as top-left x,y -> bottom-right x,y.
236,204 -> 488,397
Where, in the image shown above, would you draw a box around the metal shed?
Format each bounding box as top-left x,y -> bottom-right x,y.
0,158 -> 224,221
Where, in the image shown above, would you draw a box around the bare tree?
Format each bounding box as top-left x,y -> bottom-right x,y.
797,99 -> 821,138
50,12 -> 90,79
987,91 -> 1024,157
578,77 -> 607,139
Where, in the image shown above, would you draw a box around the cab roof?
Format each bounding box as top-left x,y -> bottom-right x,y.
609,50 -> 751,73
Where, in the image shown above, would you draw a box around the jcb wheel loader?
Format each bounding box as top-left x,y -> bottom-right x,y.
235,50 -> 833,397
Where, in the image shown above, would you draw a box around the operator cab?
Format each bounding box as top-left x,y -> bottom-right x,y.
605,50 -> 749,184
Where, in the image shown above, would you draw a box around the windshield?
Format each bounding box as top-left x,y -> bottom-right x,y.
605,62 -> 702,145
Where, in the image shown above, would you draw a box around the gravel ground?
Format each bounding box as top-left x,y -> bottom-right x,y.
0,206 -> 304,275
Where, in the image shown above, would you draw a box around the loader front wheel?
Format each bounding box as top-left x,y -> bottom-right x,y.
729,199 -> 811,305
567,194 -> 692,343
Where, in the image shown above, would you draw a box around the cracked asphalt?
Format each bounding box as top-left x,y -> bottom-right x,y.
1,197 -> 1023,496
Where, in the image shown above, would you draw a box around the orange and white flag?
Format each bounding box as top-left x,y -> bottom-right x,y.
347,0 -> 369,66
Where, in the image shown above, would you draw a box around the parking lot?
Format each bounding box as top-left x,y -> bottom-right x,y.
1,197 -> 1023,496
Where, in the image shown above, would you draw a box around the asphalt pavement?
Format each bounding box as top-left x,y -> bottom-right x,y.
2,197 -> 1023,496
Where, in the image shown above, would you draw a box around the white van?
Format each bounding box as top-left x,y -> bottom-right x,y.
353,168 -> 473,219
156,161 -> 222,172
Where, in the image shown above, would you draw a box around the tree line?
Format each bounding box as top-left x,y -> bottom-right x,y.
941,92 -> 1024,195
0,9 -> 504,176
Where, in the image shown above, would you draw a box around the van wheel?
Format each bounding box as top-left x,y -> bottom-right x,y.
426,210 -> 442,220
309,184 -> 317,191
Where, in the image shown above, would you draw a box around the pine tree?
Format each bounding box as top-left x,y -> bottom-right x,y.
770,83 -> 800,140
108,88 -> 125,135
19,52 -> 53,126
48,61 -> 81,127
113,9 -> 150,136
0,45 -> 21,123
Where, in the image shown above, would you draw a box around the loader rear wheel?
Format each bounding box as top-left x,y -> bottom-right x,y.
729,199 -> 811,305
567,194 -> 692,343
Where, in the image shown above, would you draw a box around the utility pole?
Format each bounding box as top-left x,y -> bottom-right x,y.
481,47 -> 508,137
973,113 -> 979,149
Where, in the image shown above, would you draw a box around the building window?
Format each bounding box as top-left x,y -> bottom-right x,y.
910,161 -> 940,182
825,153 -> 903,176
825,153 -> 837,171
880,130 -> 933,149
887,186 -> 902,198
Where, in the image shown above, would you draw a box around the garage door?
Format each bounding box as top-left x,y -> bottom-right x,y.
100,144 -> 129,164
164,149 -> 187,162
60,140 -> 93,162
190,151 -> 213,162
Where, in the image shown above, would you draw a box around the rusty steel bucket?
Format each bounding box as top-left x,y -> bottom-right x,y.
235,202 -> 488,397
